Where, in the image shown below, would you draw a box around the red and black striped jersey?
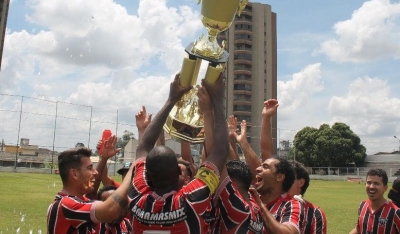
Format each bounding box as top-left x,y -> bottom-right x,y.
302,200 -> 327,234
355,200 -> 400,234
47,191 -> 100,234
94,218 -> 133,234
128,158 -> 219,234
266,193 -> 304,233
210,177 -> 264,234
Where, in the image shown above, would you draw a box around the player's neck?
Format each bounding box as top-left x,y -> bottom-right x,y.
62,185 -> 85,199
260,189 -> 283,205
238,188 -> 250,203
370,197 -> 386,212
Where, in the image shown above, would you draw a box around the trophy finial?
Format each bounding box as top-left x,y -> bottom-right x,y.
237,0 -> 249,17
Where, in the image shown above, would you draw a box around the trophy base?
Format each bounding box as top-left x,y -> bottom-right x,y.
186,43 -> 229,64
164,112 -> 205,144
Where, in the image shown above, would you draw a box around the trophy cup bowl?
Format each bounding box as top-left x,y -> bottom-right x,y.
163,0 -> 248,144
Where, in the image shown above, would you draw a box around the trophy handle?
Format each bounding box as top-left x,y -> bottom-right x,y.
237,0 -> 249,17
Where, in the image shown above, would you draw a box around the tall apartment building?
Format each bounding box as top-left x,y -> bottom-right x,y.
219,2 -> 277,156
0,0 -> 10,70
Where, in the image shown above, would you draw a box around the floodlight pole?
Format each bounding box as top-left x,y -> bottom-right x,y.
394,136 -> 400,152
51,101 -> 58,174
15,96 -> 24,171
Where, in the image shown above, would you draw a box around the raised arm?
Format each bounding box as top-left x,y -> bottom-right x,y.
136,74 -> 192,159
234,120 -> 261,184
94,162 -> 134,223
227,115 -> 240,161
135,106 -> 152,143
197,83 -> 214,157
96,139 -> 118,187
201,74 -> 229,173
86,136 -> 121,199
260,99 -> 279,161
180,140 -> 196,176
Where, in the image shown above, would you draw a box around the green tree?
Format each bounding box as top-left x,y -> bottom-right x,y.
117,130 -> 135,157
292,122 -> 366,167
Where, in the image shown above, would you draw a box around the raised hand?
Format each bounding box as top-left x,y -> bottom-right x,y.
197,84 -> 212,115
236,120 -> 248,144
96,139 -> 102,152
262,99 -> 279,118
168,73 -> 192,103
136,106 -> 152,132
227,115 -> 238,139
101,135 -> 121,160
201,72 -> 225,102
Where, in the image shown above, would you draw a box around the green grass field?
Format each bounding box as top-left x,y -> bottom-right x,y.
0,172 -> 376,234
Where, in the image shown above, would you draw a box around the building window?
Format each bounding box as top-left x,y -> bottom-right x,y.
234,74 -> 252,81
233,105 -> 252,112
234,53 -> 252,61
234,84 -> 252,91
234,94 -> 252,102
234,64 -> 252,70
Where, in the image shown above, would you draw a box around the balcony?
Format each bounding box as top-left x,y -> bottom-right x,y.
233,89 -> 252,95
233,100 -> 252,106
241,9 -> 252,16
234,49 -> 251,54
235,19 -> 253,25
234,75 -> 252,82
232,111 -> 251,116
234,70 -> 252,76
234,39 -> 252,46
234,59 -> 252,66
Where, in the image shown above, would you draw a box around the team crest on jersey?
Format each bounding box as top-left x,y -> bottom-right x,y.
249,219 -> 263,233
379,218 -> 388,226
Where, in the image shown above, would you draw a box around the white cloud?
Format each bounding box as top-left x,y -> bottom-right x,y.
0,0 -> 204,149
1,0 -> 202,94
328,77 -> 400,152
277,63 -> 324,116
328,77 -> 400,153
318,0 -> 400,63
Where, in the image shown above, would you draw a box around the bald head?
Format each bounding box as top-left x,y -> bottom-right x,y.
146,145 -> 180,190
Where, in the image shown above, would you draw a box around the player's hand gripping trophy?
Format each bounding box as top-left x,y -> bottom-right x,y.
163,0 -> 248,143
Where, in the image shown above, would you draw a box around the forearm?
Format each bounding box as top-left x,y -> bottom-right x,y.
239,140 -> 261,183
228,137 -> 240,161
349,228 -> 359,234
203,111 -> 214,156
101,163 -> 114,186
207,100 -> 229,172
180,140 -> 192,163
260,116 -> 273,161
138,128 -> 145,143
156,130 -> 165,146
136,99 -> 175,158
260,205 -> 297,234
95,167 -> 132,223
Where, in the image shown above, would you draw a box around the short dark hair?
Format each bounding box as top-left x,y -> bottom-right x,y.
178,158 -> 192,178
289,160 -> 310,195
226,160 -> 252,190
367,168 -> 388,185
97,185 -> 117,200
274,157 -> 295,192
58,147 -> 92,184
146,146 -> 180,190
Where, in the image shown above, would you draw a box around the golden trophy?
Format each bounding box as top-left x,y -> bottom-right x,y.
164,0 -> 248,144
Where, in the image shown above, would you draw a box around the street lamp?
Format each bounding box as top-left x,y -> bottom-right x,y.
394,136 -> 400,152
